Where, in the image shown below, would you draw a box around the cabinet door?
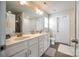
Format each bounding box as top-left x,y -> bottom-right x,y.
43,35 -> 50,52
43,35 -> 47,52
28,44 -> 38,57
13,49 -> 28,57
38,36 -> 44,56
47,35 -> 50,48
5,40 -> 28,57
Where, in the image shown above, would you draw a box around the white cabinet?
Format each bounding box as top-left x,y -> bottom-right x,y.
47,35 -> 50,48
38,36 -> 44,56
5,33 -> 50,57
43,35 -> 48,52
28,38 -> 38,46
28,44 -> 38,57
13,49 -> 28,57
38,34 -> 50,56
5,39 -> 28,57
28,38 -> 38,57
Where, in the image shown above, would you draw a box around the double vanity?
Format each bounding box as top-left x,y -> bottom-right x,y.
5,33 -> 50,57
5,1 -> 50,57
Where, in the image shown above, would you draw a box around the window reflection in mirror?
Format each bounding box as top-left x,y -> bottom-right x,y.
44,17 -> 49,32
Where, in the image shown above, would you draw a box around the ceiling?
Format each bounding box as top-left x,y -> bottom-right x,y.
32,1 -> 75,14
6,1 -> 75,16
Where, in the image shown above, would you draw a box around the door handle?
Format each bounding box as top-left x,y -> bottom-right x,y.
71,39 -> 78,44
25,52 -> 28,57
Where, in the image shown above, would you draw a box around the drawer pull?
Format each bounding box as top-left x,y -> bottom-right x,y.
25,52 -> 27,57
29,50 -> 31,55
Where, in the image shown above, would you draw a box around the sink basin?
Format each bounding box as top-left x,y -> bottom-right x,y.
22,36 -> 30,38
15,36 -> 31,40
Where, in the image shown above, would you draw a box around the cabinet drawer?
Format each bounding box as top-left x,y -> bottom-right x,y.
28,38 -> 38,46
39,45 -> 43,49
38,36 -> 44,41
28,44 -> 38,57
5,41 -> 28,57
39,40 -> 43,45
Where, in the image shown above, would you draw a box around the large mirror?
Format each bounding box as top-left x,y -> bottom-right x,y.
6,1 -> 48,39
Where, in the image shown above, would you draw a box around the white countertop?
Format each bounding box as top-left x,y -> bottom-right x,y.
6,32 -> 49,47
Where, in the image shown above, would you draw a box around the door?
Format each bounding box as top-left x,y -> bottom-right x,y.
0,2 -> 6,57
56,16 -> 69,44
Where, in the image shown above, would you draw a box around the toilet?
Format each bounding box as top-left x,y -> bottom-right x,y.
50,37 -> 55,45
49,32 -> 56,45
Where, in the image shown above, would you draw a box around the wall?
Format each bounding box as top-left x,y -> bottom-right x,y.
49,9 -> 75,44
44,17 -> 49,32
22,13 -> 32,33
0,1 -> 6,57
22,13 -> 45,33
30,18 -> 36,32
36,17 -> 44,32
69,9 -> 75,42
30,17 -> 44,32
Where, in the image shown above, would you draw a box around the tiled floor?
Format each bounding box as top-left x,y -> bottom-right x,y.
42,42 -> 72,57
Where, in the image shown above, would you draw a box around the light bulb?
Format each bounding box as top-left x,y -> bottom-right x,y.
39,10 -> 43,15
35,8 -> 43,15
20,1 -> 27,5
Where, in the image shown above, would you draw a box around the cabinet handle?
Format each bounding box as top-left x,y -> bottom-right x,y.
29,50 -> 31,55
25,52 -> 28,57
28,49 -> 31,56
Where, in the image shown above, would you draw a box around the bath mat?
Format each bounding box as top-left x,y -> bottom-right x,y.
45,47 -> 56,57
58,44 -> 74,56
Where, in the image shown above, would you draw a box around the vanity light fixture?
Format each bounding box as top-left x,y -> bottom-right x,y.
35,8 -> 43,15
39,10 -> 43,15
44,2 -> 46,4
19,1 -> 43,15
19,1 -> 28,5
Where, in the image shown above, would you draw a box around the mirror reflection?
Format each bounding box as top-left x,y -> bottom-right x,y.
6,1 -> 48,39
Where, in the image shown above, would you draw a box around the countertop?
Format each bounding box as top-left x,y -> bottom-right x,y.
6,32 -> 49,47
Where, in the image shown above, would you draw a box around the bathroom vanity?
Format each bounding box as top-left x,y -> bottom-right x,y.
5,33 -> 50,57
5,1 -> 50,57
